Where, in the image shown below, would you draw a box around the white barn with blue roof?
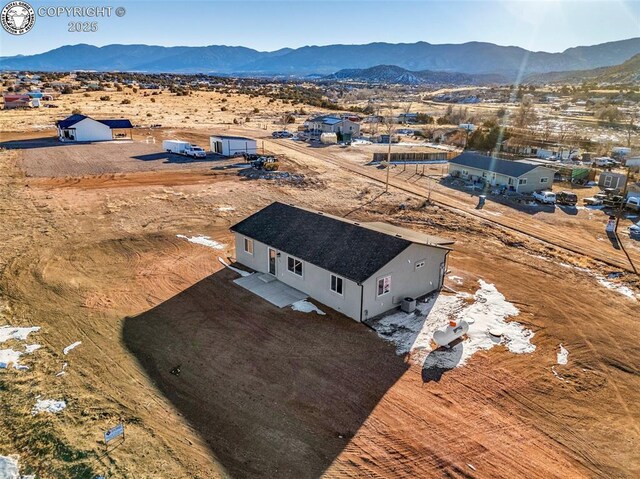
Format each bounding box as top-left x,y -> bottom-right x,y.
56,114 -> 133,142
449,152 -> 556,194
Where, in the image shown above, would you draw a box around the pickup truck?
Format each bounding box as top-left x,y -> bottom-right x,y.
626,197 -> 640,212
532,190 -> 557,204
556,191 -> 578,206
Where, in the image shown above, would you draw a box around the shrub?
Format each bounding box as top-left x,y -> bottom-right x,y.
100,95 -> 110,101
121,99 -> 131,105
83,93 -> 91,97
71,108 -> 82,115
221,106 -> 227,111
150,97 -> 156,103
253,107 -> 259,113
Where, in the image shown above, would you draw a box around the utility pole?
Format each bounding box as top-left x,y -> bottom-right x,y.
614,166 -> 630,234
385,134 -> 391,193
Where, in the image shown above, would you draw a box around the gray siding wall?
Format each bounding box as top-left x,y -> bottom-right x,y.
234,232 -> 362,321
448,164 -> 554,193
234,233 -> 448,322
361,243 -> 447,321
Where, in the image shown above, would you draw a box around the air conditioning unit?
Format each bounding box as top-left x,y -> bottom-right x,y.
401,297 -> 416,313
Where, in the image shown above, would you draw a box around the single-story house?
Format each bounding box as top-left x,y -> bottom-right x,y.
598,171 -> 626,190
56,114 -> 133,142
209,135 -> 257,156
448,151 -> 556,194
2,94 -> 34,109
231,202 -> 454,322
304,115 -> 360,140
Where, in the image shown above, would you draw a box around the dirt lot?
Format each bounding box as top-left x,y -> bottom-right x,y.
0,124 -> 639,479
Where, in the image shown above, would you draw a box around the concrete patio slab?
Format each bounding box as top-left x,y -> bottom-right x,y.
234,273 -> 307,308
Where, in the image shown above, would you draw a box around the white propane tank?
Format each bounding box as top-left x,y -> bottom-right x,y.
433,318 -> 470,348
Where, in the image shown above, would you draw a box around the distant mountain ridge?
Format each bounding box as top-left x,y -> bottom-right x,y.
1,38 -> 640,77
323,65 -> 507,85
527,54 -> 640,84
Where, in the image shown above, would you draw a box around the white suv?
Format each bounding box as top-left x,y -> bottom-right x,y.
532,190 -> 557,204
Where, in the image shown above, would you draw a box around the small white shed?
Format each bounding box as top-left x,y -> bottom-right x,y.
210,135 -> 257,156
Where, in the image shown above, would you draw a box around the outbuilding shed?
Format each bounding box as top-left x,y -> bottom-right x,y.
209,135 -> 257,156
231,202 -> 454,322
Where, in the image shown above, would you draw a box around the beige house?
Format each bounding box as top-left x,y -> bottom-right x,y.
448,152 -> 556,194
231,202 -> 453,322
304,115 -> 360,139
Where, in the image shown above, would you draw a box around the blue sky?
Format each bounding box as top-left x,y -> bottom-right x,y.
2,0 -> 639,57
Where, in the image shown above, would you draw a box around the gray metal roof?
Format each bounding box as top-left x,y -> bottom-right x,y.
450,151 -> 550,177
231,202 -> 452,283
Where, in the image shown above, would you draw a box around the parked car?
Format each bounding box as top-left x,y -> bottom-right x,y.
626,197 -> 640,212
532,190 -> 557,204
583,196 -> 604,206
556,191 -> 578,206
272,131 -> 292,138
630,221 -> 640,239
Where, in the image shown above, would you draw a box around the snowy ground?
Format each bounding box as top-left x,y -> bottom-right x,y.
0,326 -> 41,370
369,280 -> 535,371
218,257 -> 251,277
177,234 -> 225,250
31,398 -> 66,415
291,300 -> 325,315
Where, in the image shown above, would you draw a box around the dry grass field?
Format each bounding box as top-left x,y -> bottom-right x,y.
0,91 -> 639,478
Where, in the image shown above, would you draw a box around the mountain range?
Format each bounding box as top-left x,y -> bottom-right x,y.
526,53 -> 640,84
323,65 -> 507,85
2,38 -> 640,78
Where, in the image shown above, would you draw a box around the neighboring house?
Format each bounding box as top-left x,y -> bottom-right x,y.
448,151 -> 556,194
56,114 -> 133,142
501,138 -> 579,160
2,94 -> 34,109
210,135 -> 257,156
304,115 -> 360,139
231,202 -> 454,322
598,171 -> 626,190
626,182 -> 640,199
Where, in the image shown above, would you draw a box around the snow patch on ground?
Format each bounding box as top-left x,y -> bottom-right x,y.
177,234 -> 225,250
63,341 -> 81,355
597,278 -> 636,299
291,300 -> 326,315
557,344 -> 569,365
0,326 -> 40,343
448,275 -> 463,285
32,399 -> 66,415
218,257 -> 251,277
556,262 -> 637,300
0,455 -> 19,479
217,206 -> 235,212
0,326 -> 41,370
370,280 -> 535,370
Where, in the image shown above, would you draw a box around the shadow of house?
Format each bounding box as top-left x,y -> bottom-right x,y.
0,137 -> 79,150
122,267 -> 408,479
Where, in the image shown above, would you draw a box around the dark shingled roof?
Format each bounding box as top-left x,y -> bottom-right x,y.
450,151 -> 545,178
231,202 -> 438,283
56,114 -> 132,129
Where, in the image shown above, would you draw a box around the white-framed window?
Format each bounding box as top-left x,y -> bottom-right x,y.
540,177 -> 549,184
518,178 -> 527,185
508,178 -> 514,185
377,275 -> 391,297
287,256 -> 303,277
415,260 -> 426,270
243,237 -> 254,255
462,169 -> 469,176
603,176 -> 612,187
330,274 -> 344,295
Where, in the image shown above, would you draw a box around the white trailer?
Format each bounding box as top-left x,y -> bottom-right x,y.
162,140 -> 206,158
210,135 -> 257,157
